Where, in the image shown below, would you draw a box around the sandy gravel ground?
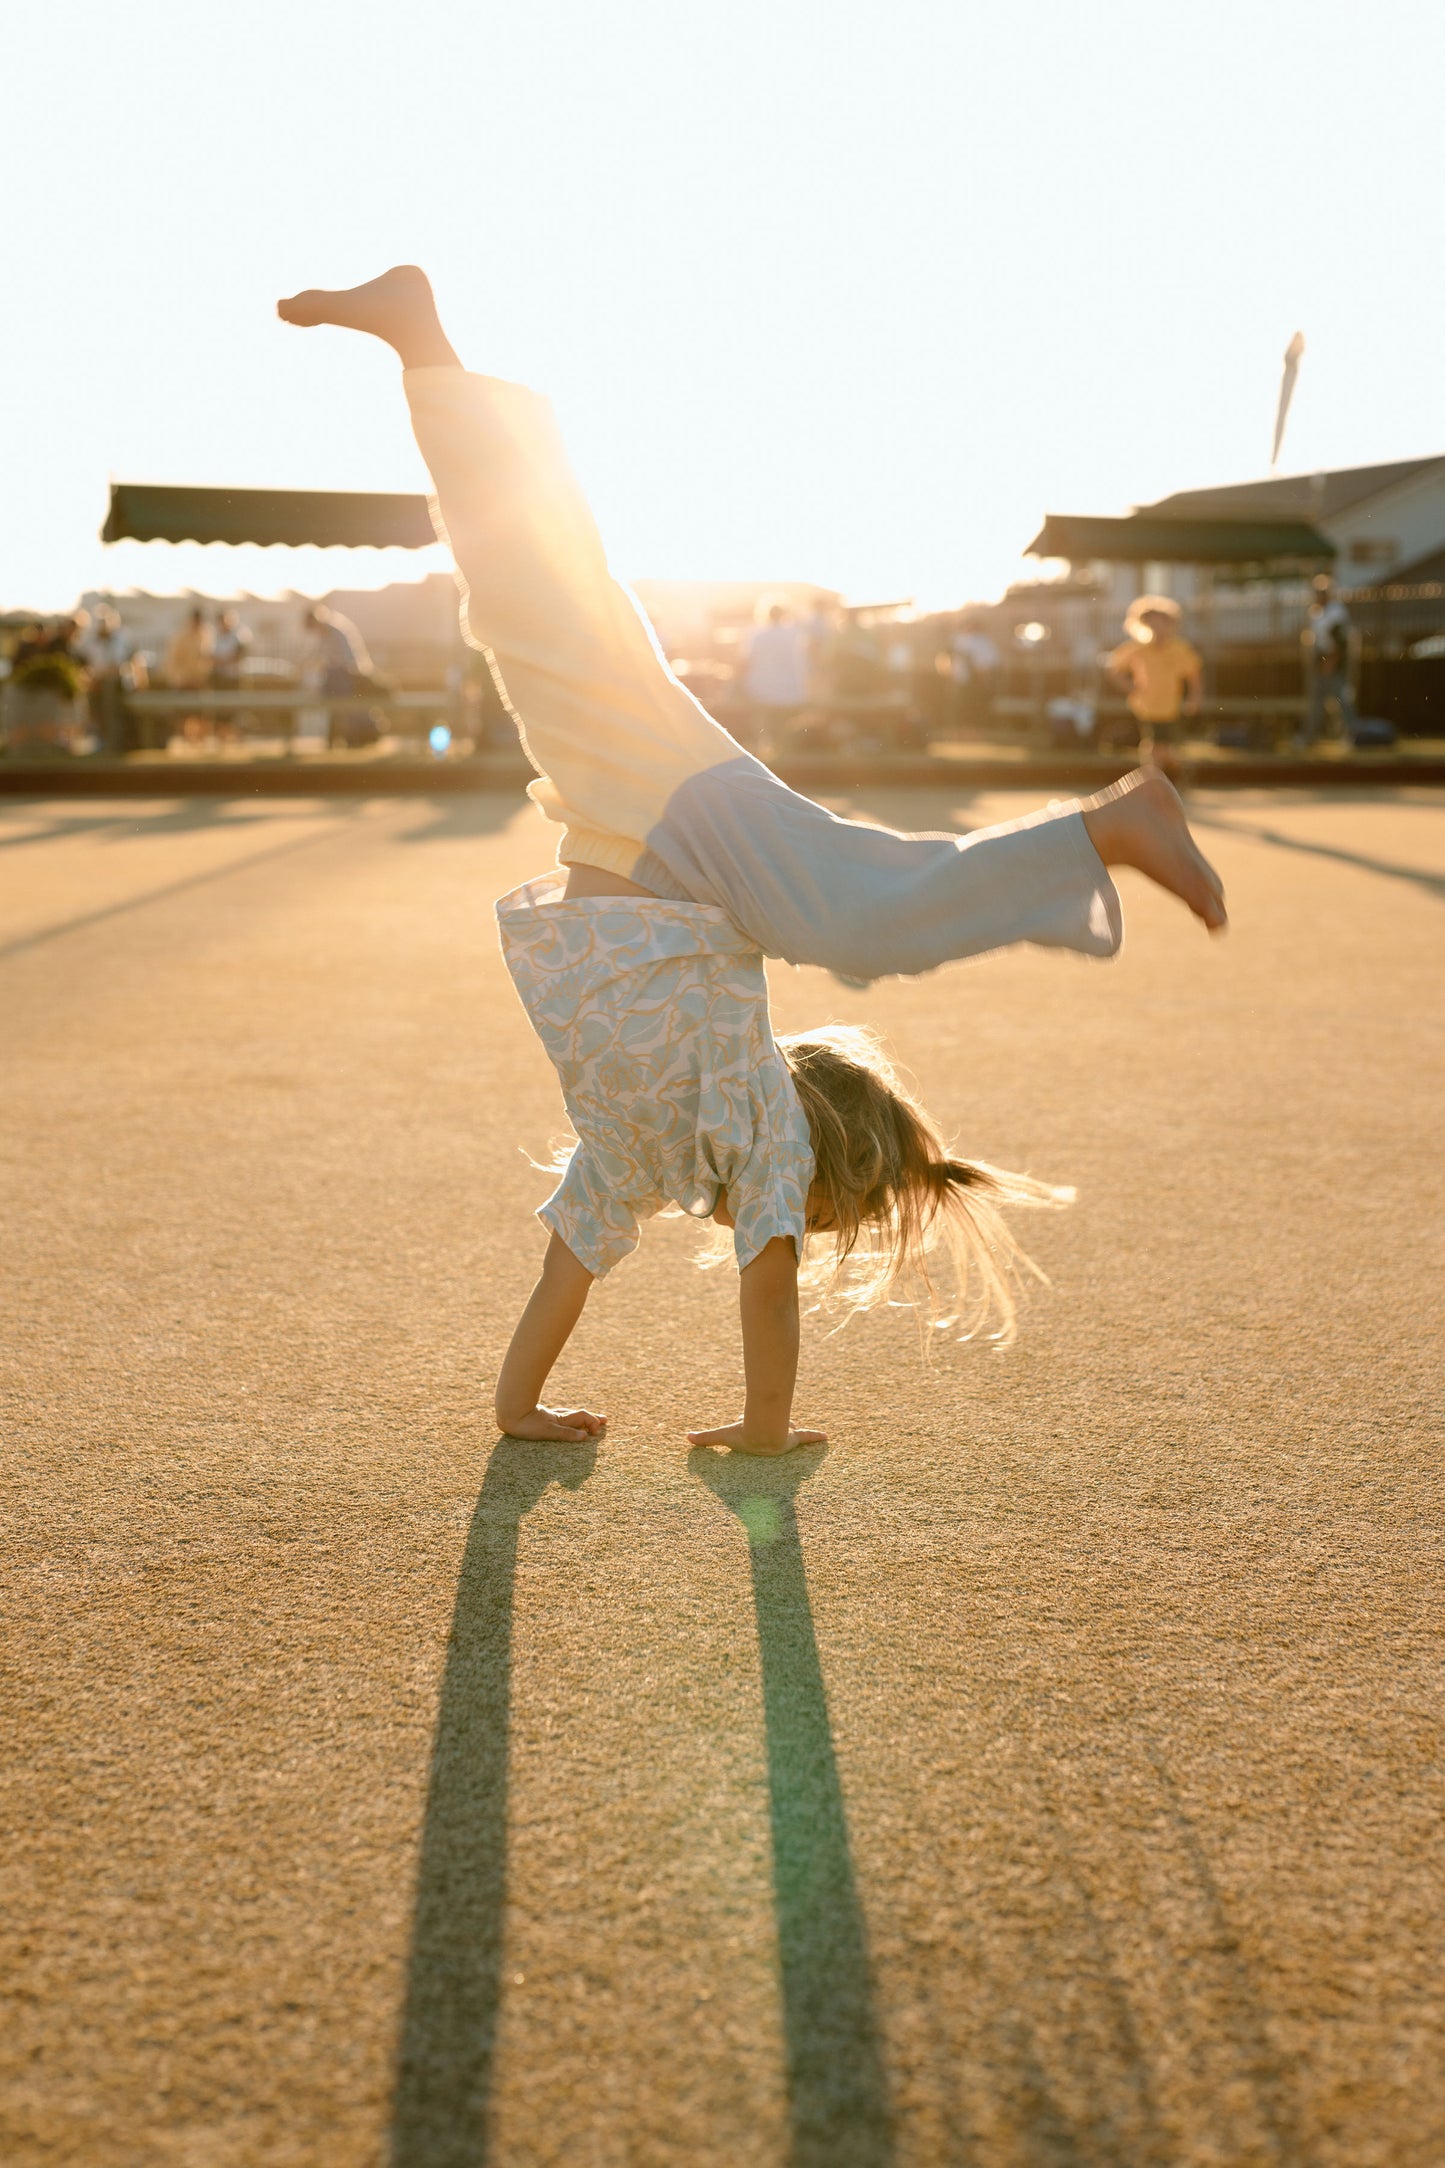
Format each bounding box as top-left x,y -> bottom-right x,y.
2,786 -> 1441,2168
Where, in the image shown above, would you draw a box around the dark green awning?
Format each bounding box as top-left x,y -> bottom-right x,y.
1027,513 -> 1336,565
102,484 -> 436,549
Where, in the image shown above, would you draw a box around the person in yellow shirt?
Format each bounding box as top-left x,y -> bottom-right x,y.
1106,597 -> 1202,764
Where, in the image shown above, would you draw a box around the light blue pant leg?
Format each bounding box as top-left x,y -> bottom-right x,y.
1305,669 -> 1358,745
1329,671 -> 1359,737
634,755 -> 1122,982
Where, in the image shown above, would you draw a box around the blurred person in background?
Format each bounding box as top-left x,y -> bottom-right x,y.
803,596 -> 840,700
1106,596 -> 1201,765
799,596 -> 842,749
79,605 -> 133,753
211,606 -> 252,744
883,626 -> 934,751
4,614 -> 92,756
303,603 -> 380,748
164,604 -> 215,744
948,623 -> 1001,738
741,601 -> 810,754
1299,575 -> 1358,749
10,619 -> 52,669
212,606 -> 251,685
303,602 -> 371,694
17,612 -> 89,663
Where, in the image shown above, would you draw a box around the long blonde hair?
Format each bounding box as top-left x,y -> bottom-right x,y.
777,1024 -> 1071,1344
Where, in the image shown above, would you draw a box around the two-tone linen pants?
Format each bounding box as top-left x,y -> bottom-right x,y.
404,368 -> 1122,982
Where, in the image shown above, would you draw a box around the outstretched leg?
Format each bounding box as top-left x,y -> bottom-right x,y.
278,265 -> 462,370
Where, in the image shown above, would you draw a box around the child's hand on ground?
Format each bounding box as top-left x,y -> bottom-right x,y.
498,1405 -> 607,1443
686,1421 -> 828,1457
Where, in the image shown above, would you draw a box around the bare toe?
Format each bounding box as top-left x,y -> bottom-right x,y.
276,288 -> 328,326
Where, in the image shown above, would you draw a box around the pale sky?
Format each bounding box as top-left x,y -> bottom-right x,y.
5,0 -> 1444,612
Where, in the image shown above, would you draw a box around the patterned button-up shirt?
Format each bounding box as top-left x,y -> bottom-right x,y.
497,874 -> 814,1277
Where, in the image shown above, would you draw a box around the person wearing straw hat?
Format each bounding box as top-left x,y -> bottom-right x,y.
1106,597 -> 1202,766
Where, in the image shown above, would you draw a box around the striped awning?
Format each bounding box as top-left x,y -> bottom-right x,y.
102,484 -> 436,550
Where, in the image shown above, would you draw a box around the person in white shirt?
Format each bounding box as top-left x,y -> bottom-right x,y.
79,604 -> 131,676
211,607 -> 253,743
79,605 -> 133,753
211,607 -> 252,686
303,604 -> 378,748
949,627 -> 1001,736
741,604 -> 811,753
303,604 -> 371,694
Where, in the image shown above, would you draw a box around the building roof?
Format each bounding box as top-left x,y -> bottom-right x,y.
1027,513 -> 1334,566
1141,458 -> 1445,524
102,485 -> 436,550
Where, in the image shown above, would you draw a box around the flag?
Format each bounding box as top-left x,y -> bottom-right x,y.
1272,332 -> 1306,468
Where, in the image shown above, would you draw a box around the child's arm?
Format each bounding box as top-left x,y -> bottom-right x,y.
495,1231 -> 607,1442
687,1236 -> 828,1458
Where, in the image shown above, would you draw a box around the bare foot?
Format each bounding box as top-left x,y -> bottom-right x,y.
1080,769 -> 1228,933
276,265 -> 460,369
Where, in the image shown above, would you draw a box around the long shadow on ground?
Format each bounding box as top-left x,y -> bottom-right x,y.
0,820 -> 351,962
390,1439 -> 596,2168
692,1446 -> 893,2167
1191,806 -> 1445,902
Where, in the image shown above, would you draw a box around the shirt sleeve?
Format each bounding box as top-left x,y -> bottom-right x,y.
1105,642 -> 1135,675
537,1142 -> 653,1278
